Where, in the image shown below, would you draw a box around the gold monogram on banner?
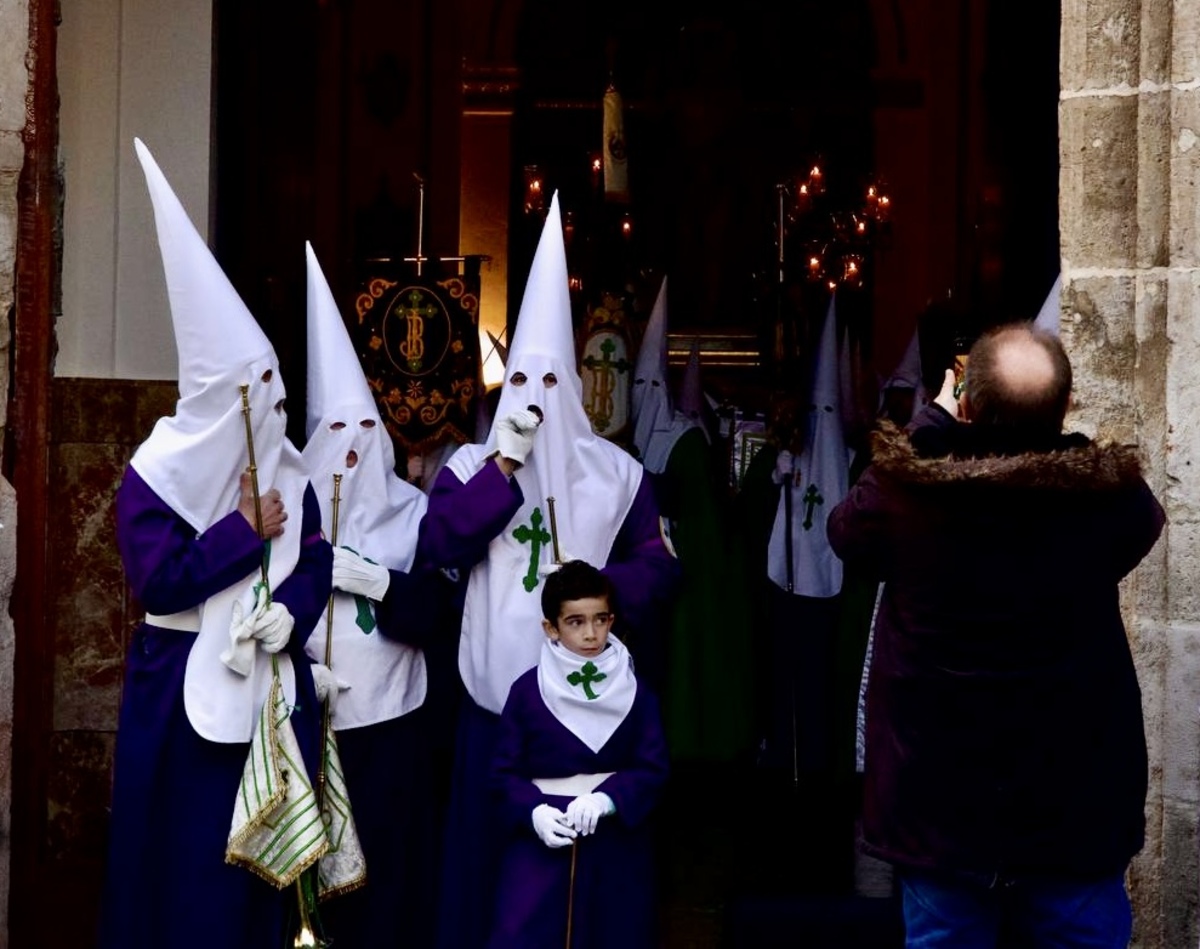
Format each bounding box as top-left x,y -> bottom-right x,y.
579,291 -> 633,442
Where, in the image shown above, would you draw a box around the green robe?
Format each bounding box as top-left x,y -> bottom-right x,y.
659,427 -> 756,763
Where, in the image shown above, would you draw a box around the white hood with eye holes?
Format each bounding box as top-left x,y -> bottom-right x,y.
130,138 -> 308,744
446,192 -> 644,714
302,242 -> 429,728
629,276 -> 698,473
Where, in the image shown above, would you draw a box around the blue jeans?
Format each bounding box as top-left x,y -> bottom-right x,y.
900,868 -> 1132,949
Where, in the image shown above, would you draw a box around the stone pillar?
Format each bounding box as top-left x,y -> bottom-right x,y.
1060,1 -> 1194,945
0,1 -> 28,945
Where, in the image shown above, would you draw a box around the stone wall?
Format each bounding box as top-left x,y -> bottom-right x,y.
1060,1 -> 1196,945
0,1 -> 28,947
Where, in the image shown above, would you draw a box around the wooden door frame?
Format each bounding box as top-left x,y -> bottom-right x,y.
8,0 -> 58,942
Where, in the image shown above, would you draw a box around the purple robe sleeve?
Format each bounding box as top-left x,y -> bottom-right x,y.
492,682 -> 549,833
595,686 -> 670,829
269,484 -> 333,653
374,566 -> 445,649
116,467 -> 267,615
414,459 -> 523,570
602,476 -> 681,634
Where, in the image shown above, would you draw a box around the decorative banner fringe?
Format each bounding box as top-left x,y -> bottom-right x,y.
317,719 -> 367,899
227,677 -> 329,888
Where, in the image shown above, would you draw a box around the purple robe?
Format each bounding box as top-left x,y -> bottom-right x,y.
487,667 -> 668,949
417,461 -> 678,949
98,468 -> 332,949
316,564 -> 445,949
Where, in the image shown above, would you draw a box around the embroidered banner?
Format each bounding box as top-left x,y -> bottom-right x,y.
579,290 -> 633,441
226,677 -> 328,888
353,261 -> 483,456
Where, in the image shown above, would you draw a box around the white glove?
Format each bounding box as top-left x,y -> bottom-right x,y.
772,449 -> 795,486
251,600 -> 294,654
221,583 -> 270,675
537,551 -> 576,578
332,546 -> 390,601
531,803 -> 577,849
495,409 -> 541,466
310,663 -> 351,717
565,792 -> 615,836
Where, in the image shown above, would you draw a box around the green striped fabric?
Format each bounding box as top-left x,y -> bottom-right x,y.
317,721 -> 367,899
226,676 -> 329,888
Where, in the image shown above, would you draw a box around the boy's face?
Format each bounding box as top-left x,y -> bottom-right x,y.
542,595 -> 613,660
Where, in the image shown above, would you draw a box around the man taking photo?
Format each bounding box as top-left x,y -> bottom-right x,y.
828,322 -> 1165,947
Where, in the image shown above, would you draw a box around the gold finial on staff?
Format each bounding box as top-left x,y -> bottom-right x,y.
239,384 -> 270,593
546,496 -> 563,564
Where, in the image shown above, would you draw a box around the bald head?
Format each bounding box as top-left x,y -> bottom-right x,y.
963,324 -> 1072,436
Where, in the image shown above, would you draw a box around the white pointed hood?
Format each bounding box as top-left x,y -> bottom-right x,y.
1033,273 -> 1062,335
302,242 -> 428,728
302,241 -> 426,573
446,192 -> 644,713
128,138 -> 309,744
129,137 -> 300,534
878,325 -> 927,425
678,338 -> 716,443
768,292 -> 850,598
630,277 -> 697,472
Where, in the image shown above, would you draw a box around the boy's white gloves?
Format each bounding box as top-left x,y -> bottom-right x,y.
221,585 -> 293,674
531,803 -> 577,848
310,662 -> 351,716
565,792 -> 615,836
495,409 -> 541,466
332,546 -> 390,601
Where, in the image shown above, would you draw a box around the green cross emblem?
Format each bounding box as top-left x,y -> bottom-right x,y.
567,660 -> 607,700
582,337 -> 632,431
802,483 -> 824,530
512,507 -> 551,592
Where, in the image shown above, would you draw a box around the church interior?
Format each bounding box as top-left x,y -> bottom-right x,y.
15,0 -> 1064,945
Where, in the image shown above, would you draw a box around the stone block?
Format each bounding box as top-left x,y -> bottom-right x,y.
0,0 -> 28,134
1162,520 -> 1200,622
1061,0 -> 1144,91
1160,623 -> 1200,802
1160,798 -> 1200,949
1169,88 -> 1200,266
45,731 -> 115,864
1061,275 -> 1138,442
48,443 -> 126,732
1172,0 -> 1200,85
1061,95 -> 1141,268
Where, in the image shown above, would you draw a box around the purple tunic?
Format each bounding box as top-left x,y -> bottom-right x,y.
417,461 -> 679,949
487,667 -> 669,949
98,467 -> 332,949
317,564 -> 445,949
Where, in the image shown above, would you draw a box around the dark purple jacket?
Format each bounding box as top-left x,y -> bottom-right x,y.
827,404 -> 1164,881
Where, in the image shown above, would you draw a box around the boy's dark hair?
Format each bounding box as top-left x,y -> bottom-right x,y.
541,560 -> 614,623
965,323 -> 1072,436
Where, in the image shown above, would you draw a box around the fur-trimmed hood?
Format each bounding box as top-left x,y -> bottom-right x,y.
868,418 -> 1145,493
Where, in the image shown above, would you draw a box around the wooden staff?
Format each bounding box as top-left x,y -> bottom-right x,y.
239,385 -> 271,595
241,385 -> 324,947
315,473 -> 343,808
546,496 -> 563,564
565,838 -> 578,949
